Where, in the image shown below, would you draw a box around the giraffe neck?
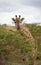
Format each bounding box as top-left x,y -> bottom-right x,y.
20,26 -> 35,42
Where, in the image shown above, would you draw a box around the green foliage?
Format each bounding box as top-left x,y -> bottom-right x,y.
0,24 -> 41,65
25,24 -> 41,59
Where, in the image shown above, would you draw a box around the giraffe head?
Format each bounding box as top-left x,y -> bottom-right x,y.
12,15 -> 24,30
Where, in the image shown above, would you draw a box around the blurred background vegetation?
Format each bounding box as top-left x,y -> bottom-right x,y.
0,24 -> 41,65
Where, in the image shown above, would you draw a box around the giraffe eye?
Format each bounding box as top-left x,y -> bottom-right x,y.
15,22 -> 16,23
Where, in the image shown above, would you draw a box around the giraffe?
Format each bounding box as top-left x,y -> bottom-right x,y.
12,15 -> 38,65
12,15 -> 36,42
12,15 -> 24,30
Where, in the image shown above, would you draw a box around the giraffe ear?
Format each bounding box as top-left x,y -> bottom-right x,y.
12,18 -> 15,21
21,18 -> 24,21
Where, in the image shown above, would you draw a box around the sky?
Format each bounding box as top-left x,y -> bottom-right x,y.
0,0 -> 41,25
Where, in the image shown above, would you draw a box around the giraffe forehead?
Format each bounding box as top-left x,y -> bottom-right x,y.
15,18 -> 21,22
